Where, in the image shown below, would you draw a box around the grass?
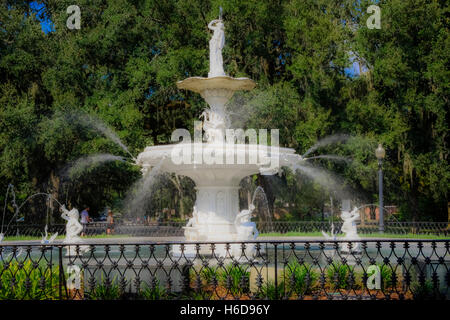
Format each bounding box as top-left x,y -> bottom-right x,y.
2,232 -> 447,242
260,232 -> 325,237
259,232 -> 449,239
2,234 -> 133,241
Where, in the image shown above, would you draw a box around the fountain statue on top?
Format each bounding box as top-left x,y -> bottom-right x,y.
208,16 -> 226,78
60,205 -> 89,256
176,9 -> 256,144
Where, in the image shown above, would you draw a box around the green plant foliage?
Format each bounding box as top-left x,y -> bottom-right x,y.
257,280 -> 285,300
86,276 -> 122,300
411,280 -> 443,300
378,264 -> 394,289
199,266 -> 219,285
218,264 -> 250,295
326,262 -> 360,290
284,261 -> 318,295
140,281 -> 169,300
0,259 -> 59,300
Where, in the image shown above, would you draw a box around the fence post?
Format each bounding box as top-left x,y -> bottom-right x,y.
274,243 -> 278,300
58,246 -> 63,299
58,246 -> 68,300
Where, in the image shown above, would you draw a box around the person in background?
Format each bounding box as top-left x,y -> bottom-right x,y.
80,207 -> 91,236
106,209 -> 114,235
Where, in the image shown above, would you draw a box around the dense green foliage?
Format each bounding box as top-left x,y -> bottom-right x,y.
0,260 -> 60,299
0,0 -> 448,223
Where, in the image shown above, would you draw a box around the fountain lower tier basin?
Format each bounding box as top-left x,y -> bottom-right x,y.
136,143 -> 298,243
136,143 -> 297,183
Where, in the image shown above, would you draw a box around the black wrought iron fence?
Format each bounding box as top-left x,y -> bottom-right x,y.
0,240 -> 448,300
3,221 -> 448,238
256,221 -> 449,235
2,222 -> 186,238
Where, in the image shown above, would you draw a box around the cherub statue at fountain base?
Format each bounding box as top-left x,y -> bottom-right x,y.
321,206 -> 362,254
339,206 -> 362,254
173,205 -> 260,258
60,205 -> 89,256
234,204 -> 259,241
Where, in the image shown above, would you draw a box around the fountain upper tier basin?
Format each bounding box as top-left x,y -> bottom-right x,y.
177,76 -> 256,93
177,76 -> 256,111
136,143 -> 298,186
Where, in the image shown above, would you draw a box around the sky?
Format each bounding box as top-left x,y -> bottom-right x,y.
29,1 -> 54,33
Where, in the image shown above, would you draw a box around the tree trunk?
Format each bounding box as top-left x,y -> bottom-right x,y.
169,175 -> 185,219
409,170 -> 420,223
48,170 -> 60,226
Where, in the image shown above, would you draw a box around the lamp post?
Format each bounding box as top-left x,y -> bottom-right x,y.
375,144 -> 386,233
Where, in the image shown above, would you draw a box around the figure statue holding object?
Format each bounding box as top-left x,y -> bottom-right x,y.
234,204 -> 259,240
60,205 -> 89,255
184,205 -> 199,241
208,18 -> 225,78
340,206 -> 360,239
340,206 -> 361,253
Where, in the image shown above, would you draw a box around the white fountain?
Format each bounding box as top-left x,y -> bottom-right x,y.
136,14 -> 296,257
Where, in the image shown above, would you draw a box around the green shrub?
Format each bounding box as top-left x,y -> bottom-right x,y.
86,276 -> 122,300
411,280 -> 441,300
257,280 -> 285,299
218,264 -> 250,295
0,259 -> 59,300
200,266 -> 219,284
326,262 -> 359,290
378,264 -> 394,289
179,290 -> 207,300
187,265 -> 249,297
140,281 -> 169,300
284,261 -> 318,295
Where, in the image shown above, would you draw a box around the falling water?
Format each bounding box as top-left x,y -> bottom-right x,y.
65,111 -> 136,160
1,184 -> 15,234
1,185 -> 63,239
251,186 -> 273,233
286,155 -> 360,201
302,134 -> 350,158
304,155 -> 351,163
293,163 -> 345,196
122,160 -> 164,218
64,153 -> 126,178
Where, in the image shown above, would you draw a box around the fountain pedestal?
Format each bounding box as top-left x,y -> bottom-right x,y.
177,76 -> 255,143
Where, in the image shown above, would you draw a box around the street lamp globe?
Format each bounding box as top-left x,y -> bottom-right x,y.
375,144 -> 385,160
